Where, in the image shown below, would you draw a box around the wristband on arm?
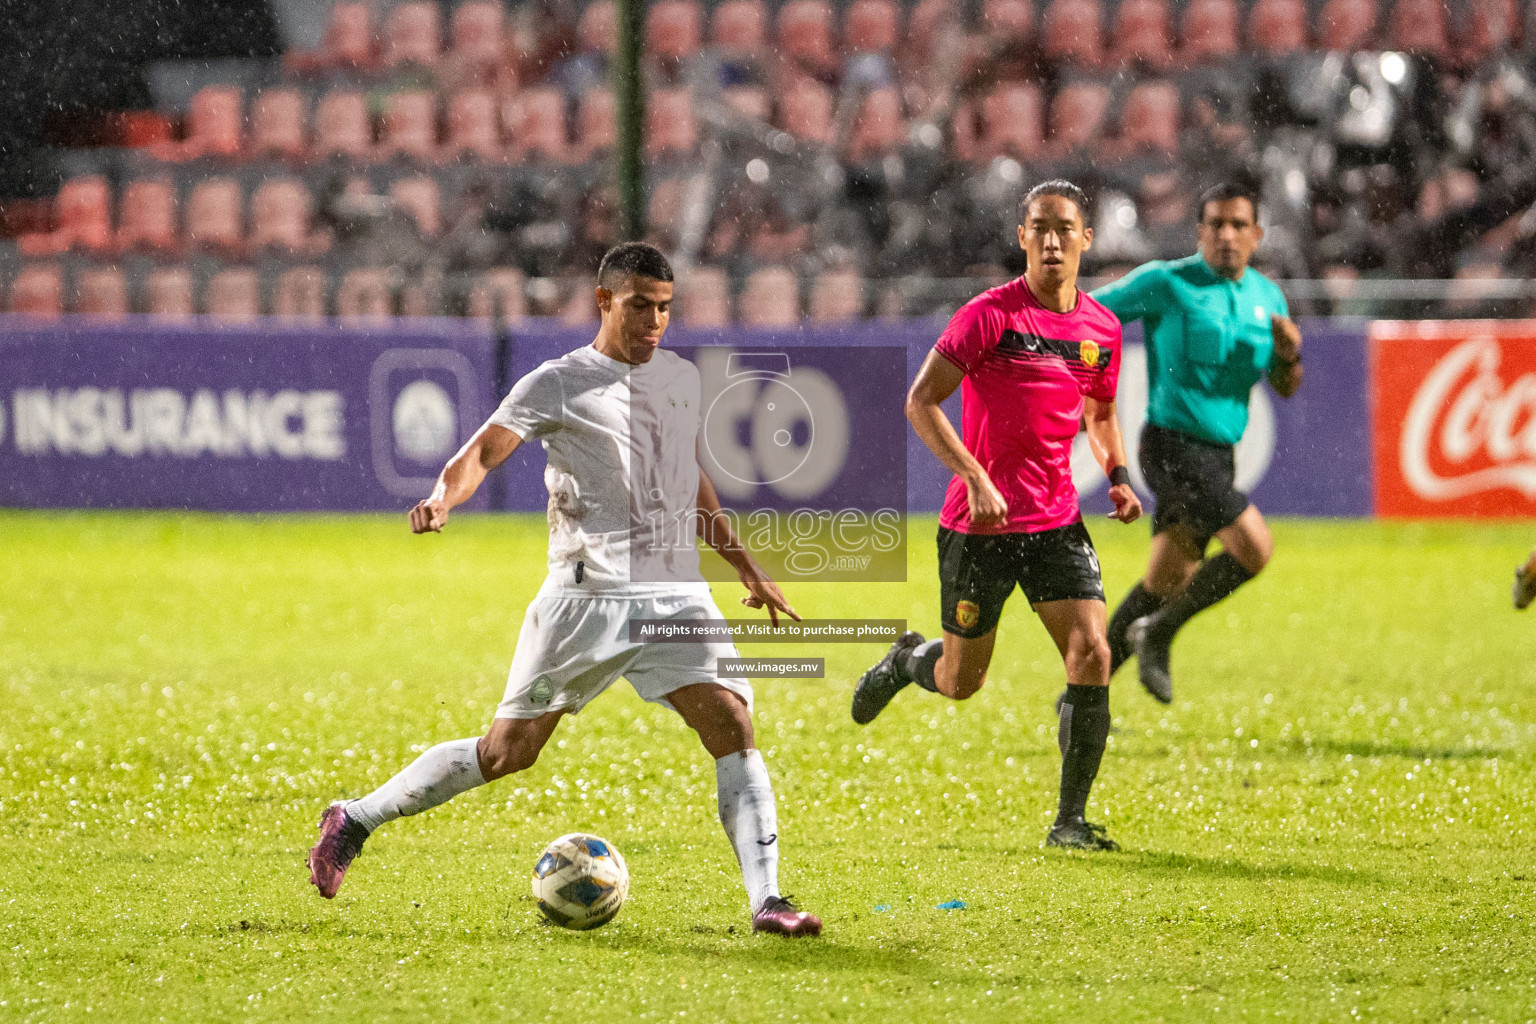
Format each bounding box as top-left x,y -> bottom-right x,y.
1108,465 -> 1131,487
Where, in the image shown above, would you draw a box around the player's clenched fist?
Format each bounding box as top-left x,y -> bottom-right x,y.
1107,482 -> 1142,523
1270,314 -> 1302,363
409,498 -> 450,534
965,473 -> 1010,527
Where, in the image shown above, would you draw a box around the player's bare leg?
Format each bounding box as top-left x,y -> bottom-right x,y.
669,683 -> 820,937
1035,599 -> 1119,851
307,712 -> 564,898
1132,506 -> 1271,702
1516,549 -> 1536,610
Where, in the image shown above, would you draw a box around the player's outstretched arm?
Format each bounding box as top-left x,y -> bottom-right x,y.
1268,315 -> 1304,398
1083,397 -> 1142,524
695,466 -> 801,627
906,349 -> 1009,527
409,423 -> 523,534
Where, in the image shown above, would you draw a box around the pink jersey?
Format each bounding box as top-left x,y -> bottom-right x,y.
934,276 -> 1122,535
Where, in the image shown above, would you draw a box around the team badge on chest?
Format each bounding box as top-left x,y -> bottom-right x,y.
1079,340 -> 1100,367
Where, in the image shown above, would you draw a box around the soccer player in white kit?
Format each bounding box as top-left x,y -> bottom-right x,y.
307,243 -> 821,936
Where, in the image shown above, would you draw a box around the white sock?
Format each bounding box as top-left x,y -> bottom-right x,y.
346,738 -> 487,833
716,749 -> 781,911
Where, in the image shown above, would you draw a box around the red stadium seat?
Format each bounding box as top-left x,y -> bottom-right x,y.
251,88 -> 308,158
1118,81 -> 1181,156
646,89 -> 698,159
723,86 -> 771,121
338,268 -> 395,323
779,78 -> 834,144
145,266 -> 195,320
979,82 -> 1045,160
1248,0 -> 1309,53
1318,0 -> 1378,50
446,89 -> 503,159
182,86 -> 243,159
186,178 -> 244,252
250,177 -> 314,251
1390,0 -> 1449,54
575,89 -> 617,159
677,267 -> 731,326
647,0 -> 704,61
739,267 -> 800,326
381,91 -> 439,160
116,178 -> 178,252
52,176 -> 113,253
389,176 -> 442,237
579,1 -> 619,55
313,90 -> 374,159
711,0 -> 768,53
1462,0 -> 1521,59
206,268 -> 261,323
809,269 -> 864,322
467,267 -> 527,322
507,88 -> 569,163
982,0 -> 1035,40
450,0 -> 505,66
74,267 -> 129,319
321,3 -> 376,72
845,0 -> 901,52
10,264 -> 64,317
1041,0 -> 1104,67
847,88 -> 905,161
382,1 -> 442,69
778,0 -> 836,69
1180,0 -> 1239,63
1048,81 -> 1111,154
274,266 -> 328,321
1113,0 -> 1173,69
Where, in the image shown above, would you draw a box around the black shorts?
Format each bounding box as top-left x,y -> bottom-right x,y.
1140,423 -> 1251,552
937,521 -> 1105,639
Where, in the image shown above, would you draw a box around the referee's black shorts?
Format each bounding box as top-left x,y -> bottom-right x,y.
936,521 -> 1105,639
1139,423 -> 1251,553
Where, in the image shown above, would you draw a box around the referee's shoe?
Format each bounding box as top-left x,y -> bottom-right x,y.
1128,616 -> 1174,704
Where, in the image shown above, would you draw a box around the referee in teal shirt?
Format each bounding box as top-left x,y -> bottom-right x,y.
1091,179 -> 1304,703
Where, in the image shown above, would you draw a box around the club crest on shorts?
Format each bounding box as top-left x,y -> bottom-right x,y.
529,674 -> 555,705
1079,340 -> 1100,367
955,600 -> 980,629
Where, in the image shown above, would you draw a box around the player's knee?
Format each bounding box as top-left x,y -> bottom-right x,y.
947,670 -> 986,700
1068,634 -> 1110,684
477,734 -> 541,780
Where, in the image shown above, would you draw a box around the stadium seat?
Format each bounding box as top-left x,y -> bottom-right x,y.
337,268 -> 395,322
648,0 -> 704,61
1179,0 -> 1239,63
390,176 -> 442,237
576,89 -> 617,160
1048,81 -> 1112,155
711,0 -> 767,54
181,86 -> 243,159
677,266 -> 731,326
446,89 -> 503,160
313,90 -> 374,159
250,88 -> 308,158
780,79 -> 834,145
380,90 -> 439,160
1248,0 -> 1309,53
508,88 -> 570,163
273,266 -> 328,321
723,86 -> 771,121
739,267 -> 800,326
847,87 -> 906,161
466,267 -> 527,322
809,269 -> 864,322
1390,0 -> 1449,55
206,268 -> 261,323
116,178 -> 178,252
382,1 -> 442,69
979,82 -> 1045,160
845,0 -> 901,53
320,2 -> 376,72
981,0 -> 1035,40
578,1 -> 618,56
450,0 -> 505,67
1462,0 -> 1521,60
1118,81 -> 1181,156
185,178 -> 244,252
73,266 -> 129,319
1113,0 -> 1173,69
250,177 -> 314,251
1318,0 -> 1378,50
9,264 -> 64,317
646,89 -> 698,159
146,266 -> 195,320
778,0 -> 836,71
647,175 -> 689,241
42,176 -> 113,253
1041,0 -> 1104,68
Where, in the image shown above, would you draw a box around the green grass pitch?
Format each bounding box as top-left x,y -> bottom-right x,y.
2,512 -> 1534,1022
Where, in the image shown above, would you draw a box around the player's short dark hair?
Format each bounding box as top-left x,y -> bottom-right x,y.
597,242 -> 674,289
1018,179 -> 1092,226
1199,177 -> 1262,221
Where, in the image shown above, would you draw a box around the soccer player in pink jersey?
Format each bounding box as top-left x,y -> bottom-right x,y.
851,181 -> 1143,850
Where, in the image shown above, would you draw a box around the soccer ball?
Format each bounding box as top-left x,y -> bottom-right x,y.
531,832 -> 629,930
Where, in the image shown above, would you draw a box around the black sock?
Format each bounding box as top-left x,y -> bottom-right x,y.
900,639 -> 942,693
1055,684 -> 1110,825
1107,582 -> 1163,672
1146,552 -> 1255,643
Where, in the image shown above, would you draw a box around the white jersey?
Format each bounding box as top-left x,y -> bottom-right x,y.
489,344 -> 709,597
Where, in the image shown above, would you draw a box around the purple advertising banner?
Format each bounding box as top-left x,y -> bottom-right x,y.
0,317 -> 496,511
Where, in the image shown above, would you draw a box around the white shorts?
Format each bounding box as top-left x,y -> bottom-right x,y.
496,590 -> 752,719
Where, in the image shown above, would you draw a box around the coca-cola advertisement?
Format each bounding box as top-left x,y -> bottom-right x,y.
1370,320 -> 1536,517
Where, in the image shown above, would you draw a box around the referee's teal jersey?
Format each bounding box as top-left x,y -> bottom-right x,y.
1092,255 -> 1288,446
